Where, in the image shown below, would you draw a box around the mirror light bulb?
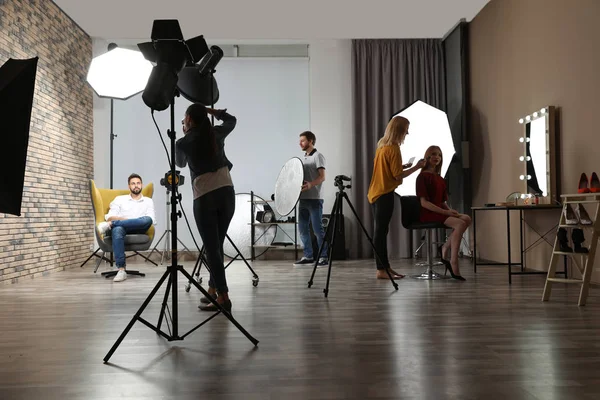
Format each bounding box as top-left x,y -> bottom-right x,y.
520,175 -> 525,180
518,118 -> 524,124
541,108 -> 546,114
519,137 -> 525,143
526,137 -> 531,142
527,175 -> 532,180
526,156 -> 531,161
519,156 -> 525,161
533,112 -> 538,118
526,115 -> 531,121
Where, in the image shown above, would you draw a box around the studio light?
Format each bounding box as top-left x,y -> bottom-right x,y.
392,100 -> 456,197
86,45 -> 153,99
137,20 -> 210,111
177,45 -> 224,106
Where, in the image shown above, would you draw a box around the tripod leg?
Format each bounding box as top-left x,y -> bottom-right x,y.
104,269 -> 171,363
157,274 -> 173,332
342,193 -> 398,290
226,234 -> 259,286
179,268 -> 259,346
80,248 -> 101,268
322,199 -> 341,298
308,194 -> 338,288
148,230 -> 168,260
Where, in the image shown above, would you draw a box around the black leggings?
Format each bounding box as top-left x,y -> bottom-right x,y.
193,186 -> 235,293
371,191 -> 395,270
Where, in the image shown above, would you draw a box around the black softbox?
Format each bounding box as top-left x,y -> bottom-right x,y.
0,57 -> 38,216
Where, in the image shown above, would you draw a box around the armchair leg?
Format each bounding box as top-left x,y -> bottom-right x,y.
134,251 -> 158,266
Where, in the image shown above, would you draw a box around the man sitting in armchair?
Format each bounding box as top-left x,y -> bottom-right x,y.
97,173 -> 156,282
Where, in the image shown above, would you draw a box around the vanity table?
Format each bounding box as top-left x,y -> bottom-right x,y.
472,204 -> 567,284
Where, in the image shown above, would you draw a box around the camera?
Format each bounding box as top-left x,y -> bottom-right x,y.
160,170 -> 185,188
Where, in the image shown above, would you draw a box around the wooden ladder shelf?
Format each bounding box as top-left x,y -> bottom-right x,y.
543,193 -> 600,306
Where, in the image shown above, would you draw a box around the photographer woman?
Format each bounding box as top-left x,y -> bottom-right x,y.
175,103 -> 236,312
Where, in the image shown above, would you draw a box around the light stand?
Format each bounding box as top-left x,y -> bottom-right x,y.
307,176 -> 399,297
104,95 -> 258,363
148,186 -> 192,264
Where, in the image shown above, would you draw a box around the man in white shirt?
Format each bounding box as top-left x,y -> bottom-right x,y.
97,174 -> 156,282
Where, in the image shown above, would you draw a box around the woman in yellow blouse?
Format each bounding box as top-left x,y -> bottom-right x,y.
367,116 -> 425,279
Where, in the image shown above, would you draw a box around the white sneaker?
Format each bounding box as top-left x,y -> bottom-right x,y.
97,221 -> 111,235
113,269 -> 127,282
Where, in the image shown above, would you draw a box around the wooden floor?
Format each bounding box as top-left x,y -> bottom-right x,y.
1,257 -> 600,400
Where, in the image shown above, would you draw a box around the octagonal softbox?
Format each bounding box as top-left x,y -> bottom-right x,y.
392,100 -> 455,197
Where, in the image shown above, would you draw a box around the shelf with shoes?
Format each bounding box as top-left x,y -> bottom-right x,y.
543,193 -> 600,306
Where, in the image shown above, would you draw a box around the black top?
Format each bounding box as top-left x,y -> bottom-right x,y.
175,112 -> 236,182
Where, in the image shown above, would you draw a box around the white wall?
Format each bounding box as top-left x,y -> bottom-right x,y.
92,39 -> 353,251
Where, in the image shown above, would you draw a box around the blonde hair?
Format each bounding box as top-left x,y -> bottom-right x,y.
423,145 -> 443,174
377,116 -> 409,148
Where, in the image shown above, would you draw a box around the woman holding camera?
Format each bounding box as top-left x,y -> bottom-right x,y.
175,103 -> 236,312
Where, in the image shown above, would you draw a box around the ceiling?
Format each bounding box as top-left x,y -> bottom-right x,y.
53,0 -> 490,41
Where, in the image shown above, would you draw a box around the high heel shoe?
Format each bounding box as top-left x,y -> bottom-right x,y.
578,173 -> 590,193
590,172 -> 600,193
564,204 -> 579,225
575,204 -> 592,225
441,257 -> 466,281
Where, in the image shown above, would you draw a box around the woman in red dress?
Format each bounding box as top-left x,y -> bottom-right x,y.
416,146 -> 471,280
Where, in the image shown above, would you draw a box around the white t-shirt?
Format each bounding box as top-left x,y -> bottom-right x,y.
105,194 -> 157,225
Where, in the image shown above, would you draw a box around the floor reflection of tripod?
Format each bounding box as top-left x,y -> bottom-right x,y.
149,188 -> 191,264
186,234 -> 260,291
308,175 -> 399,297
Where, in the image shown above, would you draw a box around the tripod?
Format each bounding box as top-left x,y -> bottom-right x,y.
307,176 -> 399,297
103,95 -> 258,363
149,188 -> 192,264
186,234 -> 260,292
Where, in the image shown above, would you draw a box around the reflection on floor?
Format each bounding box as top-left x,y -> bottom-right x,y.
1,258 -> 600,400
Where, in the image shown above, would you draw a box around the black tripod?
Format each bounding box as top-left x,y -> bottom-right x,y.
103,96 -> 258,363
307,175 -> 399,297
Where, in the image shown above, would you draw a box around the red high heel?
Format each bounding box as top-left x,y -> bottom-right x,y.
578,173 -> 590,193
590,172 -> 600,193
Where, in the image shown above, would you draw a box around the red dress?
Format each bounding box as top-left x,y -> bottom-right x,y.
416,172 -> 448,224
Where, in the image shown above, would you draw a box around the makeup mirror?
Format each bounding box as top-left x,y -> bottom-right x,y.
517,106 -> 557,203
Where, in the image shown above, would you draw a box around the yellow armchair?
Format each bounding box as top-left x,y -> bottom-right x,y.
83,179 -> 157,278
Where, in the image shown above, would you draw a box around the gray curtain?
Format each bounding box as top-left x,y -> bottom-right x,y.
351,39 -> 446,259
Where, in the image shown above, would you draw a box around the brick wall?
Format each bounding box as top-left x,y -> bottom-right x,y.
0,0 -> 93,284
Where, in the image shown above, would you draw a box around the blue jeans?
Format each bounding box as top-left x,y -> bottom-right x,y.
109,216 -> 153,268
298,199 -> 328,260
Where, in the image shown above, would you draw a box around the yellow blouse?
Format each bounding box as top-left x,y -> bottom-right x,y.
367,145 -> 403,204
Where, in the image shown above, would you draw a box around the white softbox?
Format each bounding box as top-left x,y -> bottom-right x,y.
393,100 -> 455,197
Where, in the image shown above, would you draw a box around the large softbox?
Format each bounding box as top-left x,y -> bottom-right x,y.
0,57 -> 38,216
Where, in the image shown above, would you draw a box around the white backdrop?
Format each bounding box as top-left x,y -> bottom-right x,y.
111,57 -> 310,249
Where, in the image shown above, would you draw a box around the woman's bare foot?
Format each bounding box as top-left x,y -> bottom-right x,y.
376,268 -> 405,279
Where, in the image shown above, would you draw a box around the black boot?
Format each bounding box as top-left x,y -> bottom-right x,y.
557,228 -> 573,252
572,229 -> 589,253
